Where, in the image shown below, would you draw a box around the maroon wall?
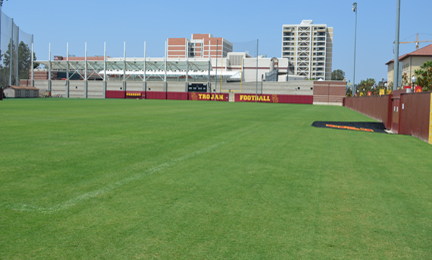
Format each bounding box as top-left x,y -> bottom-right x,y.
167,92 -> 188,100
399,92 -> 431,142
235,93 -> 312,104
344,91 -> 432,143
106,90 -> 126,99
146,91 -> 167,100
344,95 -> 392,129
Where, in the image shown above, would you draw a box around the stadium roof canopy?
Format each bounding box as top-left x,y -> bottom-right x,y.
38,58 -> 212,72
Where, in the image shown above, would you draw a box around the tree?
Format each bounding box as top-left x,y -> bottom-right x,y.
0,41 -> 38,87
414,61 -> 432,91
355,78 -> 376,96
401,72 -> 410,86
346,82 -> 353,97
331,69 -> 345,80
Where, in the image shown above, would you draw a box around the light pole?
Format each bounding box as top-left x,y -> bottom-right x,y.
393,0 -> 401,90
411,76 -> 416,92
353,2 -> 357,96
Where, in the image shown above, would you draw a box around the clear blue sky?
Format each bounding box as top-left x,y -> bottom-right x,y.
2,0 -> 432,83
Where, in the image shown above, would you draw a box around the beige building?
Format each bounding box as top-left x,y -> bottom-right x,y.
281,20 -> 333,80
386,44 -> 432,87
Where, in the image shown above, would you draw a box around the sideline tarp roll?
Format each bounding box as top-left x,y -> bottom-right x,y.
312,121 -> 387,133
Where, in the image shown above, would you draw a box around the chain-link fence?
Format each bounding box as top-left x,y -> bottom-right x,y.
1,10 -> 34,87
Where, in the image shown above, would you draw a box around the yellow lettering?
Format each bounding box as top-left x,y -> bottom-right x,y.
247,96 -> 251,101
206,94 -> 210,100
198,94 -> 202,99
266,96 -> 270,101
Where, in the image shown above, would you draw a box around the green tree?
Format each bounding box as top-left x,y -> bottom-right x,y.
401,72 -> 410,86
414,61 -> 432,91
0,41 -> 38,87
345,82 -> 353,97
331,69 -> 345,80
355,78 -> 376,96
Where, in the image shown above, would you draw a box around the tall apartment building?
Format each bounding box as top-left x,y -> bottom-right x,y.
281,20 -> 333,80
167,34 -> 233,59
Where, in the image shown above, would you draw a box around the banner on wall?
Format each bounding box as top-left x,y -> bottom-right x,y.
235,93 -> 313,104
126,91 -> 143,99
237,94 -> 275,102
189,92 -> 229,101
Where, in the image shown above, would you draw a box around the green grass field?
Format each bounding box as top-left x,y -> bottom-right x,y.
1,98 -> 431,259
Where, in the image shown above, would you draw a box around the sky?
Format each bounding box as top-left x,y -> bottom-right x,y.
1,0 -> 432,83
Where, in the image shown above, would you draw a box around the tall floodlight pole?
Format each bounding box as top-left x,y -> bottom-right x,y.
48,43 -> 51,94
256,39 -> 259,102
123,41 -> 126,92
143,41 -> 146,93
164,40 -> 167,95
9,18 -> 13,85
16,25 -> 19,85
66,42 -> 69,98
31,35 -> 34,87
103,42 -> 107,98
186,39 -> 189,90
208,40 -> 211,91
215,40 -> 218,101
165,40 -> 167,82
352,2 -> 357,96
0,4 -> 2,88
84,42 -> 88,98
393,0 -> 401,90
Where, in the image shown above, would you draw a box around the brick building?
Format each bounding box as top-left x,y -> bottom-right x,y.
168,34 -> 233,59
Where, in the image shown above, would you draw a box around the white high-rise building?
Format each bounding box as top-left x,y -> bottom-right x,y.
281,20 -> 333,80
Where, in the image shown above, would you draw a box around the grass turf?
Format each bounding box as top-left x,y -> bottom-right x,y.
0,98 -> 431,259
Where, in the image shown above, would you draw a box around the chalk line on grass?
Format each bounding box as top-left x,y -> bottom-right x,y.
1,141 -> 225,214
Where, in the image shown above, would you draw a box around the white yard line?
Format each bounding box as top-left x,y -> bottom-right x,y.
1,141 -> 225,214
